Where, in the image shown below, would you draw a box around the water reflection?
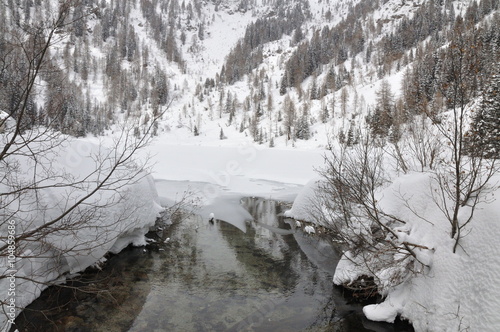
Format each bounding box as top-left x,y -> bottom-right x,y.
14,197 -> 412,332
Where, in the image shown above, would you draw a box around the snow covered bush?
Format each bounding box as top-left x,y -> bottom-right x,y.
287,122 -> 500,329
311,136 -> 430,297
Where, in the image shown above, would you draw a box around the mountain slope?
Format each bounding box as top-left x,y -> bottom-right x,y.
1,0 -> 500,331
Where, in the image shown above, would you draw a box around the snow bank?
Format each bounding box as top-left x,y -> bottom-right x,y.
198,195 -> 254,232
0,135 -> 163,330
358,171 -> 500,331
288,166 -> 500,331
396,176 -> 500,332
283,178 -> 323,221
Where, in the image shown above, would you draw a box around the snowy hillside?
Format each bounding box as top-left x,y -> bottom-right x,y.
1,0 -> 499,331
1,0 -> 497,147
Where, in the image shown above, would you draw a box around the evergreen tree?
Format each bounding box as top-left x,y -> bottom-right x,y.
326,65 -> 336,92
371,79 -> 394,138
224,91 -> 233,115
467,70 -> 500,158
292,27 -> 304,45
338,129 -> 346,145
346,123 -> 355,146
321,106 -> 329,123
256,103 -> 263,117
295,105 -> 310,140
250,114 -> 260,141
295,114 -> 310,140
340,88 -> 349,116
279,71 -> 288,95
283,95 -> 296,140
309,75 -> 319,100
198,22 -> 205,40
269,136 -> 275,148
239,119 -> 245,133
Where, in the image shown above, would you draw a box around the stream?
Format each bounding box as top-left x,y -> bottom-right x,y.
14,197 -> 413,332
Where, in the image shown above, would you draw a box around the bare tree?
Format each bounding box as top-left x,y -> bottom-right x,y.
0,2 -> 166,329
313,136 -> 429,294
387,115 -> 442,174
430,22 -> 499,252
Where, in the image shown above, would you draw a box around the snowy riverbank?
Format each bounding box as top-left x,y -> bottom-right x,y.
0,136 -> 163,331
286,162 -> 500,331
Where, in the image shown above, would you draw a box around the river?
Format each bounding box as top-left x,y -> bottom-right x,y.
14,197 -> 413,332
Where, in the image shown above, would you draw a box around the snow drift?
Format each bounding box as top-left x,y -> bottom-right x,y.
0,134 -> 163,331
287,166 -> 500,331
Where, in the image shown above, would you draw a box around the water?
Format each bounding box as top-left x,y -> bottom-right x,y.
14,197 -> 413,332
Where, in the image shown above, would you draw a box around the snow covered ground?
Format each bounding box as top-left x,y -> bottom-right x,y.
286,154 -> 500,331
148,139 -> 324,198
145,134 -> 326,231
0,135 -> 164,331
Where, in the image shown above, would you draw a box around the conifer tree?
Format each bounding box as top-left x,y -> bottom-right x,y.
321,106 -> 329,123
295,104 -> 310,140
309,75 -> 319,100
280,71 -> 288,95
467,70 -> 500,158
371,79 -> 394,138
283,95 -> 296,140
250,114 -> 260,141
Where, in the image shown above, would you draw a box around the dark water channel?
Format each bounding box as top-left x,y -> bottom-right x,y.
14,197 -> 413,332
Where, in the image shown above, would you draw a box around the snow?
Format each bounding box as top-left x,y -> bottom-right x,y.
0,111 -> 15,133
145,138 -> 325,206
2,0 -> 499,331
198,195 -> 254,232
195,4 -> 253,78
0,135 -> 163,331
284,177 -> 322,221
304,225 -> 315,234
287,159 -> 500,331
140,136 -> 326,232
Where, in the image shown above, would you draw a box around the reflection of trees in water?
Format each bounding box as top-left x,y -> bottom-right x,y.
218,198 -> 301,294
306,282 -> 372,332
159,220 -> 206,286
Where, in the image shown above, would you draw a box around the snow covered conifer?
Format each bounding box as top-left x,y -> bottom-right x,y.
467,69 -> 500,158
321,106 -> 329,123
